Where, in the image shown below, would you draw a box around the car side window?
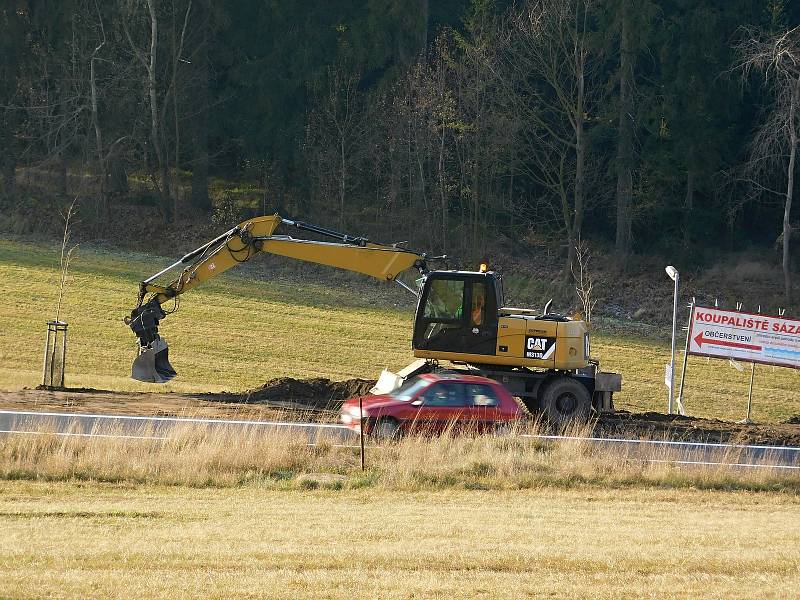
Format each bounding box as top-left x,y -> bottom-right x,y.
421,383 -> 469,407
464,384 -> 500,407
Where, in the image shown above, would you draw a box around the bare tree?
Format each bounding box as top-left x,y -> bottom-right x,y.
306,63 -> 366,229
614,0 -> 634,265
496,0 -> 602,275
736,26 -> 800,303
448,5 -> 511,259
55,199 -> 79,322
571,238 -> 596,324
123,0 -> 191,222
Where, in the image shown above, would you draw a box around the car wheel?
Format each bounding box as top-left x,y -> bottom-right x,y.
540,377 -> 591,426
373,418 -> 400,440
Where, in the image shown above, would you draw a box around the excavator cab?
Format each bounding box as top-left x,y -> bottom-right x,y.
413,271 -> 503,358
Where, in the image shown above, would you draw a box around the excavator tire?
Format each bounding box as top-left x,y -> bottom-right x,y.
540,377 -> 591,426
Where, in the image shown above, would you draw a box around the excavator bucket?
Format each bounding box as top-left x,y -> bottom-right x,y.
131,338 -> 177,383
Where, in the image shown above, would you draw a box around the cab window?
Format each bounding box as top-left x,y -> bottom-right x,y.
424,279 -> 465,321
471,282 -> 486,326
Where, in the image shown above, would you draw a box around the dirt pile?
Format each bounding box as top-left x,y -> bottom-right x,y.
242,377 -> 376,410
595,411 -> 800,446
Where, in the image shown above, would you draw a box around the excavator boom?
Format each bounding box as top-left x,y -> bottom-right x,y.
127,214 -> 427,382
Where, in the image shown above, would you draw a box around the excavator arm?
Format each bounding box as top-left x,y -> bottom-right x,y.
127,214 -> 428,382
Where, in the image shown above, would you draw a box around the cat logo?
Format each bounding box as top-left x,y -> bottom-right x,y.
525,336 -> 556,360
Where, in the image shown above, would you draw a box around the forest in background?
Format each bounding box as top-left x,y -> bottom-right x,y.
1,0 -> 800,304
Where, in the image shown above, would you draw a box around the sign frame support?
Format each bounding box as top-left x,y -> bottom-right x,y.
676,301 -> 694,415
742,363 -> 756,424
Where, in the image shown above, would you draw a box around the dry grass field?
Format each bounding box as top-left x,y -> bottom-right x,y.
1,237 -> 798,422
1,480 -> 798,599
2,420 -> 797,491
2,238 -> 799,599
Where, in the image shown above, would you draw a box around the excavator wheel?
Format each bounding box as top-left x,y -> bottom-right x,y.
540,377 -> 591,426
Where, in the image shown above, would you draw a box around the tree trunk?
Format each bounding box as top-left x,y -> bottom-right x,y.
573,100 -> 585,275
146,0 -> 172,222
783,76 -> 798,304
108,154 -> 129,195
614,1 -> 634,266
438,127 -> 447,254
170,0 -> 192,222
570,11 -> 587,277
56,152 -> 68,197
90,40 -> 109,220
1,157 -> 16,198
190,0 -> 210,213
683,168 -> 694,248
420,0 -> 429,51
172,18 -> 181,222
190,136 -> 210,211
339,132 -> 346,229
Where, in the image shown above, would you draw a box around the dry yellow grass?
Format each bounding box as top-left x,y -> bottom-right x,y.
0,480 -> 798,599
2,420 -> 797,492
0,238 -> 414,393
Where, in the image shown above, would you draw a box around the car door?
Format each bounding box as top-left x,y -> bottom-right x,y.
416,382 -> 470,434
461,383 -> 503,432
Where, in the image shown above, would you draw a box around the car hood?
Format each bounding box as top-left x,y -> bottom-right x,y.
342,394 -> 407,411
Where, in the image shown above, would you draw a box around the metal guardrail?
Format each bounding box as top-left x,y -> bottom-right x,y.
1,410 -> 798,469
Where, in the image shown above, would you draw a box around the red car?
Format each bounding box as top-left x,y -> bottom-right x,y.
340,373 -> 522,438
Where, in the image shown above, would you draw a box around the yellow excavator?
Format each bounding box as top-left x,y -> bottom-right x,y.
126,214 -> 621,421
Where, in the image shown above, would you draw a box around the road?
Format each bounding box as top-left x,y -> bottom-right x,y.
1,409 -> 799,469
0,409 -> 354,442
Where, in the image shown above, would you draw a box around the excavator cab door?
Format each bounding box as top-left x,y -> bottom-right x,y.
413,272 -> 499,356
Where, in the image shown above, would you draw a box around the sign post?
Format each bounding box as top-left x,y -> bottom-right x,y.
676,302 -> 695,415
744,363 -> 756,424
665,266 -> 680,414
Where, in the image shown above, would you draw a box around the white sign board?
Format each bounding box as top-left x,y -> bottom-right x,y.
664,364 -> 672,389
688,306 -> 800,369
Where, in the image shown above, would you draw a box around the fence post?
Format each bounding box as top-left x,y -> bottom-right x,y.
359,395 -> 366,471
41,321 -> 68,389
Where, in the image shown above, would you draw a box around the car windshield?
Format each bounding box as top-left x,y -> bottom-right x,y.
388,378 -> 430,401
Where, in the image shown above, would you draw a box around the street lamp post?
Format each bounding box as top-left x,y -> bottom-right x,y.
665,266 -> 679,414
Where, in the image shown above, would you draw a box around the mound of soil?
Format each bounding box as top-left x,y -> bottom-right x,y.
240,377 -> 376,410
595,411 -> 800,446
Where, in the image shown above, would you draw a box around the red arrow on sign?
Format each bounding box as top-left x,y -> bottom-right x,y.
694,332 -> 762,352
